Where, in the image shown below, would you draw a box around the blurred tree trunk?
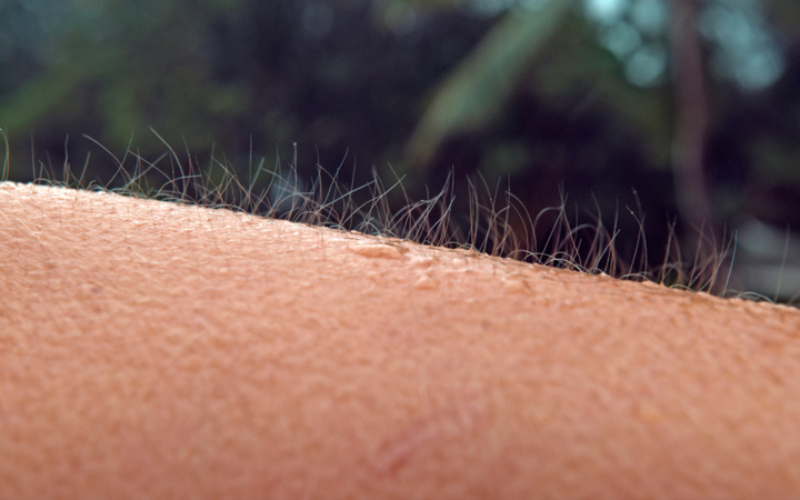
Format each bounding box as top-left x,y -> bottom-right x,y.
668,0 -> 737,292
668,0 -> 712,230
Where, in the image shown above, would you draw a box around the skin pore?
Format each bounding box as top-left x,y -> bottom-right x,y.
2,180 -> 800,499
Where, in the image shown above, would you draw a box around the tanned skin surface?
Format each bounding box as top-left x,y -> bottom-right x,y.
2,181 -> 800,499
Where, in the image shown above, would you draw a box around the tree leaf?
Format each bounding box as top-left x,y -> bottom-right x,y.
405,0 -> 572,170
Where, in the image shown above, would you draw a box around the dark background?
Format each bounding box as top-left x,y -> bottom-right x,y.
2,0 -> 799,301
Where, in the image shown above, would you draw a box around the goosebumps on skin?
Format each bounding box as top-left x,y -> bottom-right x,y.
2,181 -> 800,500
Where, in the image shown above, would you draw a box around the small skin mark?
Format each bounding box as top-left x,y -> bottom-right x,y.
503,278 -> 531,294
636,401 -> 665,423
372,401 -> 484,475
348,243 -> 408,260
414,276 -> 439,290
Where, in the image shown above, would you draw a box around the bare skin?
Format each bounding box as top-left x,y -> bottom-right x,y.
2,181 -> 800,499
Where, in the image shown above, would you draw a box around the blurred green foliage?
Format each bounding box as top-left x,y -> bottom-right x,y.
406,0 -> 573,169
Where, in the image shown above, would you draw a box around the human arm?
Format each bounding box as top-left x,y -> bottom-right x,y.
2,181 -> 800,499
